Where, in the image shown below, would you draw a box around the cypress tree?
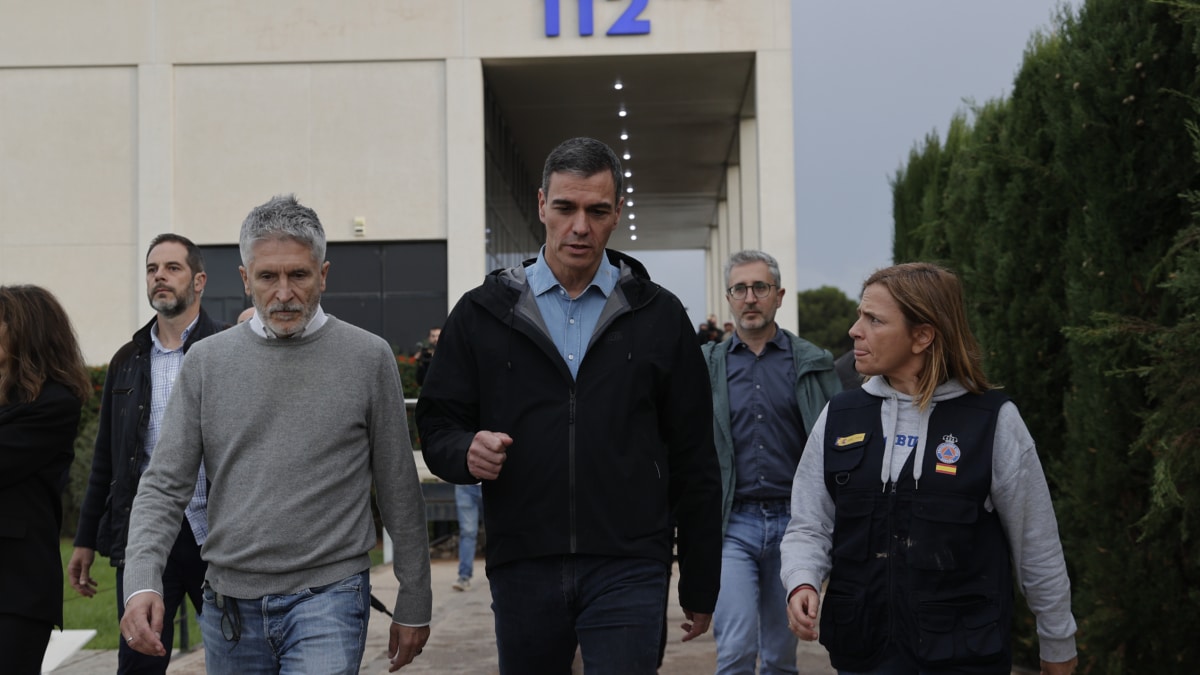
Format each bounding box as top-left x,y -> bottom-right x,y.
891,132 -> 944,262
888,0 -> 1200,669
794,285 -> 858,354
1049,1 -> 1200,671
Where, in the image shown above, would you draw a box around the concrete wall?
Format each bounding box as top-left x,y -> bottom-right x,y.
0,0 -> 793,361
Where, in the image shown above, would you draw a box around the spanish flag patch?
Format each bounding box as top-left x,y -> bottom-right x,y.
935,463 -> 957,476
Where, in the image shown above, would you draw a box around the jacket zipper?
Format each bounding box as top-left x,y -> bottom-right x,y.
568,387 -> 577,553
886,479 -> 898,643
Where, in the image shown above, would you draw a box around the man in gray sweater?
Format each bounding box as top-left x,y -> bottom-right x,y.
120,194 -> 432,673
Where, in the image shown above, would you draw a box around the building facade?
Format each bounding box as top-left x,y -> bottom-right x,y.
0,0 -> 796,363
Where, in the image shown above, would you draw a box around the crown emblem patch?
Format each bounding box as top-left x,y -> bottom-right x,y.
935,434 -> 962,464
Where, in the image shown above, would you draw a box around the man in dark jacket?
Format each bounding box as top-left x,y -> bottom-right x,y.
417,137 -> 722,674
67,234 -> 224,674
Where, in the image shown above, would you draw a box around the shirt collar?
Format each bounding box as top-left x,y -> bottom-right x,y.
150,313 -> 201,353
526,246 -> 618,299
248,305 -> 328,339
727,324 -> 786,352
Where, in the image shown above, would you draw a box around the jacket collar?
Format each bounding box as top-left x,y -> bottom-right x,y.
479,249 -> 658,316
132,307 -> 222,354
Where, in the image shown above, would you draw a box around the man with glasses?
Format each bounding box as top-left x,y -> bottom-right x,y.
701,250 -> 840,674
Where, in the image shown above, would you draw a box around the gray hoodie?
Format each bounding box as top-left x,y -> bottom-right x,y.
779,376 -> 1078,663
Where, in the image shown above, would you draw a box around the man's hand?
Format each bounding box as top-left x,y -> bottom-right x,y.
467,431 -> 513,480
67,547 -> 98,598
787,586 -> 820,641
679,610 -> 712,642
1041,656 -> 1078,675
388,623 -> 431,671
118,592 -> 167,657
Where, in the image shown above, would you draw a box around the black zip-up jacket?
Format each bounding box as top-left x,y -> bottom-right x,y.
417,250 -> 722,613
73,308 -> 225,566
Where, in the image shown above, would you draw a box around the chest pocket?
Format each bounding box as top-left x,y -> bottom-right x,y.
110,386 -> 135,418
826,431 -> 870,487
825,430 -> 876,561
830,494 -> 875,562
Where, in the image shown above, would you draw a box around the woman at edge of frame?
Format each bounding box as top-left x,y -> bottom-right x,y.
780,262 -> 1078,675
0,285 -> 92,674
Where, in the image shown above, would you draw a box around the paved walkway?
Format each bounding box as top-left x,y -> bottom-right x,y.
53,557 -> 836,674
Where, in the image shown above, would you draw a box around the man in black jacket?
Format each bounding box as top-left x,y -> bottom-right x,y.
67,234 -> 224,674
417,137 -> 722,674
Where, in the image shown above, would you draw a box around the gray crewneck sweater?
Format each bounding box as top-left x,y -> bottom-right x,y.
123,317 -> 432,626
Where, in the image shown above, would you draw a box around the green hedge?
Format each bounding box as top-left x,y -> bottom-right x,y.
890,1 -> 1200,669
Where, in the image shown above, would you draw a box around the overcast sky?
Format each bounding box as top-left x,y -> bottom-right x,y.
641,0 -> 1072,327
791,0 -> 1073,299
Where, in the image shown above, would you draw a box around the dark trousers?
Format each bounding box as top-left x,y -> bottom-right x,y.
115,520 -> 207,675
0,612 -> 53,675
488,554 -> 670,675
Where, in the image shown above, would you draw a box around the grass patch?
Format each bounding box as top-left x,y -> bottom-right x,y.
59,540 -> 202,651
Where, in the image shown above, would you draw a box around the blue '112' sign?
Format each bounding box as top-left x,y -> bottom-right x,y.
544,0 -> 651,37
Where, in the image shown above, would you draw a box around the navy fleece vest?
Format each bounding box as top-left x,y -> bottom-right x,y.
819,388 -> 1015,674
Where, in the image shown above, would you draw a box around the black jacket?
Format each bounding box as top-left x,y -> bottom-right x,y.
0,381 -> 82,628
73,308 -> 225,566
416,250 -> 723,613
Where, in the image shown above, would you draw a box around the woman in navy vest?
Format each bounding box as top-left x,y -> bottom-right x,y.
779,263 -> 1078,675
0,285 -> 91,674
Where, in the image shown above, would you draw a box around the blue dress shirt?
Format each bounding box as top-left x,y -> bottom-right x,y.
726,328 -> 806,501
525,248 -> 619,380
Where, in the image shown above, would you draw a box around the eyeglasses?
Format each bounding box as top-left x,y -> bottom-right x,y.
727,282 -> 777,300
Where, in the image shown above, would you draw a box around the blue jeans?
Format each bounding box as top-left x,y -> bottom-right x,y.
455,484 -> 483,579
115,520 -> 206,675
713,500 -> 797,674
199,570 -> 370,675
488,554 -> 669,675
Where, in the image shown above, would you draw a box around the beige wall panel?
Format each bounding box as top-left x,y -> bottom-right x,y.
445,58 -> 485,312
173,65 -> 311,242
649,0 -> 787,53
464,0 -> 789,58
308,62 -> 446,241
160,0 -> 462,64
753,49 -> 797,332
0,244 -> 141,365
0,1 -> 150,67
173,61 -> 446,244
1,1 -> 791,63
0,67 -> 136,249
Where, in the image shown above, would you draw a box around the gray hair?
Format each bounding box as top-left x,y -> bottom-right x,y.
238,194 -> 326,266
724,250 -> 781,287
540,137 -> 624,203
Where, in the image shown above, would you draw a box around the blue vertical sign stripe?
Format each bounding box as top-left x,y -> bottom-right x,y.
579,0 -> 594,36
544,0 -> 561,37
